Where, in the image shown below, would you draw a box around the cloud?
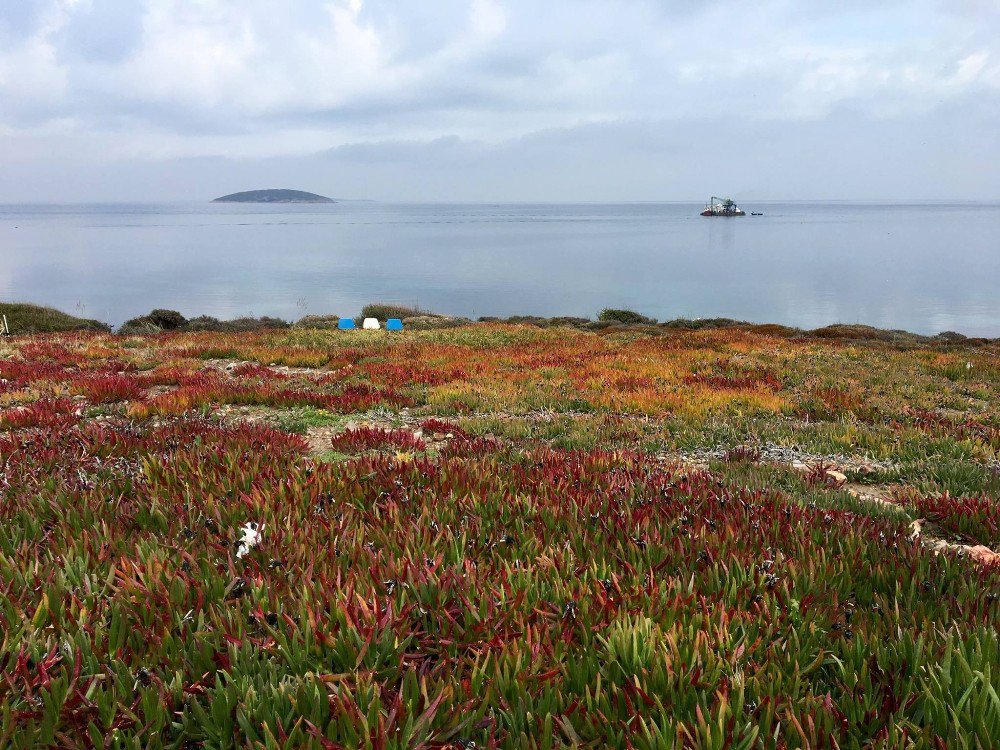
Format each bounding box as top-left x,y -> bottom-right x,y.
0,0 -> 997,199
3,104 -> 996,203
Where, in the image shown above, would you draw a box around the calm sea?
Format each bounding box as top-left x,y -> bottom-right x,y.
1,202 -> 997,336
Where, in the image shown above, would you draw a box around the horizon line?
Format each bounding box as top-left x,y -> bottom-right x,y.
2,198 -> 999,207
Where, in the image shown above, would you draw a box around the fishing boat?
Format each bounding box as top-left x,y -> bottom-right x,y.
701,197 -> 746,216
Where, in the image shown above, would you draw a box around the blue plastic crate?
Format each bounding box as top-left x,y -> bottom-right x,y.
385,318 -> 404,331
337,318 -> 357,330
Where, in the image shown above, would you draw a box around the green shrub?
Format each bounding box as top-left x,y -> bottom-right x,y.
119,310 -> 290,334
809,324 -> 925,344
185,316 -> 290,332
361,303 -> 434,320
660,317 -> 743,330
597,308 -> 656,325
0,301 -> 110,334
120,309 -> 188,334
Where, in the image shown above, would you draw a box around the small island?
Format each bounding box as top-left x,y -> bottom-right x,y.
212,189 -> 335,204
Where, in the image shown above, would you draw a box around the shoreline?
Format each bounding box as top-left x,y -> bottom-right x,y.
1,300 -> 997,346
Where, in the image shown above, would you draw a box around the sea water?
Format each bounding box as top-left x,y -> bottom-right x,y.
1,201 -> 997,336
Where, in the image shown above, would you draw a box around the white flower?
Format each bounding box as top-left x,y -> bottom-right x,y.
236,522 -> 263,558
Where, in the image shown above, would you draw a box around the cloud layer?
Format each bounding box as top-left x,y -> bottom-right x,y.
1,0 -> 998,200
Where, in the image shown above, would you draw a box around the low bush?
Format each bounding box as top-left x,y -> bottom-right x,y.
119,308 -> 188,334
597,308 -> 656,325
120,310 -> 290,334
809,324 -> 924,344
361,302 -> 434,320
660,316 -> 744,330
185,315 -> 290,332
0,301 -> 110,334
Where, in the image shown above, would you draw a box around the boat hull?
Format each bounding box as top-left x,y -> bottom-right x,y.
701,209 -> 746,216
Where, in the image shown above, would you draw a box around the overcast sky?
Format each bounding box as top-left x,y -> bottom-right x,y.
1,0 -> 997,202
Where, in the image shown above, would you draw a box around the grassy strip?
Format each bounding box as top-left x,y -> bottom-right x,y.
0,302 -> 110,334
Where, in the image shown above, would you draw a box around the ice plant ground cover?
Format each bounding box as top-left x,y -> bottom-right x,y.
0,325 -> 998,748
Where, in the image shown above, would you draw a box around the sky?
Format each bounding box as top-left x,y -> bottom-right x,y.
0,0 -> 998,202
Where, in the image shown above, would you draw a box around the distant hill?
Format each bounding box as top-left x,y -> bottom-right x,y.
212,189 -> 335,204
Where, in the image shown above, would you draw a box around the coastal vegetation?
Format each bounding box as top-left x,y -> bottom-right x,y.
0,320 -> 997,747
0,302 -> 110,334
360,303 -> 434,321
118,309 -> 290,335
598,308 -> 657,325
7,302 -> 995,346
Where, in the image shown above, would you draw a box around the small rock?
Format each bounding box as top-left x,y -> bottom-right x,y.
967,545 -> 999,565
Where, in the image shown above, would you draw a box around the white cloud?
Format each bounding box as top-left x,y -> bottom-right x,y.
0,0 -> 997,197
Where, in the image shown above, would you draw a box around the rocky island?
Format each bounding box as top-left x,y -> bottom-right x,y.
211,189 -> 335,203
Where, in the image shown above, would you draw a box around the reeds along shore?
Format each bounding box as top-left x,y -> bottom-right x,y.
0,321 -> 998,747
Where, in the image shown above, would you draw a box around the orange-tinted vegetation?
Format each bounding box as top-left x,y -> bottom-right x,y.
0,324 -> 997,747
